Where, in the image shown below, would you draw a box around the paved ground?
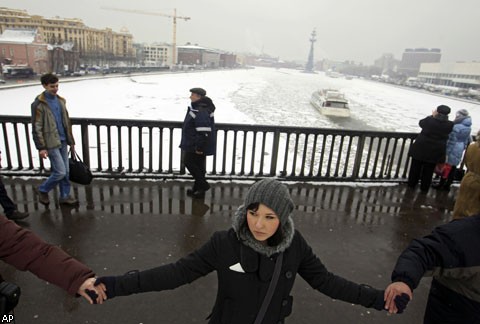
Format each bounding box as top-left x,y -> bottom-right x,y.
0,177 -> 458,323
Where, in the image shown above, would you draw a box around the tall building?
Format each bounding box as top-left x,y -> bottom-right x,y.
0,7 -> 135,64
141,43 -> 172,67
398,48 -> 441,77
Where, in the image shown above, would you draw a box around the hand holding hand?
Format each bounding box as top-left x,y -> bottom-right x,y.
384,281 -> 413,314
393,293 -> 410,314
77,277 -> 107,305
94,276 -> 117,301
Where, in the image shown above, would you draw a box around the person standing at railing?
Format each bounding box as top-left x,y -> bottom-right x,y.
180,87 -> 216,199
432,109 -> 472,191
0,150 -> 29,220
452,129 -> 480,219
31,73 -> 79,207
407,105 -> 453,193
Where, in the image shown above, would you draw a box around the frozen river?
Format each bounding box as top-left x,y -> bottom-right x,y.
1,67 -> 479,134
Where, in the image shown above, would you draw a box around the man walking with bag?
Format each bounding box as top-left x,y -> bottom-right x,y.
31,73 -> 78,207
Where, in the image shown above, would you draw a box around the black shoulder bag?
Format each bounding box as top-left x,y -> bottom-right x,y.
254,252 -> 284,324
69,150 -> 93,185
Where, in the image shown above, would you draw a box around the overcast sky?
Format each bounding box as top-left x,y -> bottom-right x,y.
2,0 -> 479,64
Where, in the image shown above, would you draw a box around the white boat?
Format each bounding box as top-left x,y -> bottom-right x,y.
310,89 -> 351,117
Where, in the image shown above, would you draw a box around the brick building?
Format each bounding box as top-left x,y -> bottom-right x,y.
0,28 -> 48,74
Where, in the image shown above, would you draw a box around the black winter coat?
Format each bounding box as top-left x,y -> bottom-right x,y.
180,96 -> 216,155
409,115 -> 453,163
391,215 -> 480,324
113,229 -> 383,324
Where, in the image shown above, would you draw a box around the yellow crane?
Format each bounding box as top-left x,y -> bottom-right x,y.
101,6 -> 191,67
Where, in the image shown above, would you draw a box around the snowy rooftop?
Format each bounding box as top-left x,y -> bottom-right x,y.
47,42 -> 74,51
0,28 -> 37,43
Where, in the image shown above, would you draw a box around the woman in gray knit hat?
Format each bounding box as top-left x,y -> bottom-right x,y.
92,179 -> 406,322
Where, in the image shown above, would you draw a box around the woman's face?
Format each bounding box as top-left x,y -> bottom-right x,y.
246,203 -> 280,243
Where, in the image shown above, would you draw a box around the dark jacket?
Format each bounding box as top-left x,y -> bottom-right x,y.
180,96 -> 216,155
0,214 -> 94,296
112,229 -> 383,324
31,92 -> 75,150
391,214 -> 480,324
409,115 -> 453,164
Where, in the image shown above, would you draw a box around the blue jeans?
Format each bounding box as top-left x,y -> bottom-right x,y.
39,142 -> 71,198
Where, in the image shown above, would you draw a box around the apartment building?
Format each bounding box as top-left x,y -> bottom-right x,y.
141,43 -> 171,66
0,7 -> 135,62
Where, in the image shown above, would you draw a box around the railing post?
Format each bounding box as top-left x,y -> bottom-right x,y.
352,135 -> 365,181
81,123 -> 90,166
270,130 -> 280,176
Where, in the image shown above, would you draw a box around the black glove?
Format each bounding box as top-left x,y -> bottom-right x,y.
85,289 -> 98,304
394,293 -> 410,314
371,290 -> 386,311
95,276 -> 117,300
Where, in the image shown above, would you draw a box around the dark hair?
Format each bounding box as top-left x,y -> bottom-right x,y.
40,73 -> 59,85
246,202 -> 284,246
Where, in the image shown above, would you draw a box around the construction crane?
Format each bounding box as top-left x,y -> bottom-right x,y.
101,6 -> 191,67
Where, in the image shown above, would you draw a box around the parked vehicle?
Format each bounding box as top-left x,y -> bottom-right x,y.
1,66 -> 34,79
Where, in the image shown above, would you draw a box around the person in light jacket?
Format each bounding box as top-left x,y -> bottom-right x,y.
0,214 -> 106,315
93,179 -> 406,323
31,73 -> 79,207
432,109 -> 472,191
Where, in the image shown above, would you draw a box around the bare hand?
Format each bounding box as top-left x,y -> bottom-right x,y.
39,150 -> 48,159
384,282 -> 413,314
77,277 -> 107,305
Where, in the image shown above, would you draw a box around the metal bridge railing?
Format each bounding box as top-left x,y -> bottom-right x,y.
0,115 -> 419,182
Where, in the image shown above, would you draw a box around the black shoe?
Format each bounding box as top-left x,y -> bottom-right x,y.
191,190 -> 206,199
35,187 -> 50,205
7,210 -> 29,220
59,196 -> 79,206
186,188 -> 195,196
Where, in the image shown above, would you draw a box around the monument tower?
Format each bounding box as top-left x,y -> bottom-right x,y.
304,29 -> 316,73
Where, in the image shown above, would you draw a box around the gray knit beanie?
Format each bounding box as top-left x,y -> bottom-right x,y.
456,109 -> 469,117
244,178 -> 294,225
232,178 -> 295,256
